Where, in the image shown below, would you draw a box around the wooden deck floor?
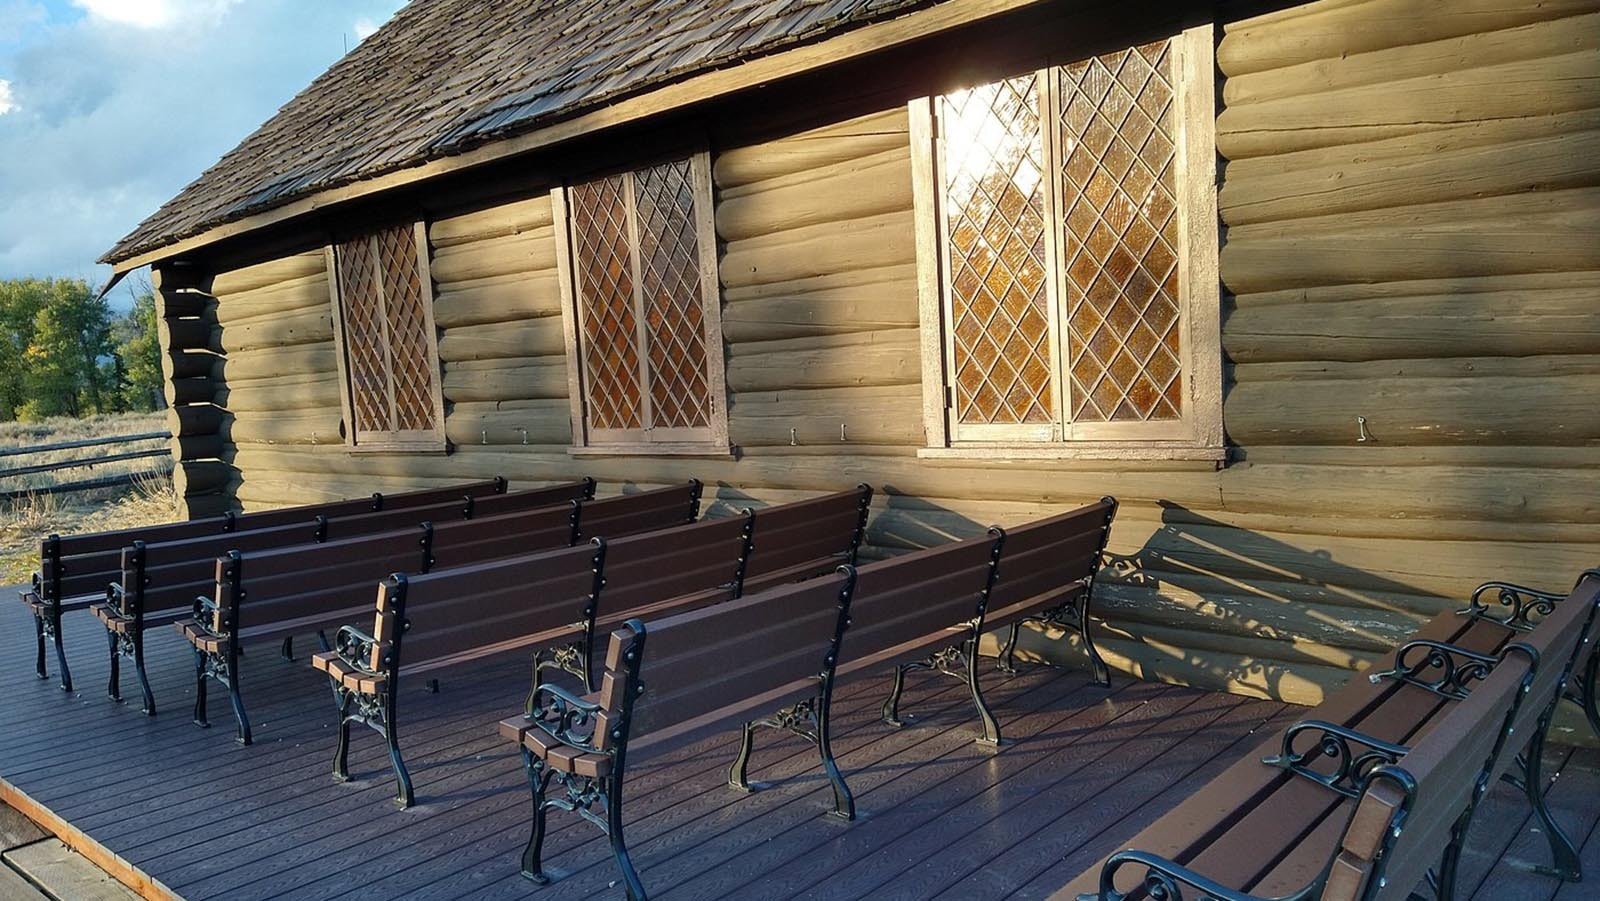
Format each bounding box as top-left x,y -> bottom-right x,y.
1,591 -> 1594,900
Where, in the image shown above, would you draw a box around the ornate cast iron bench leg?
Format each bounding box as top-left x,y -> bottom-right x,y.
728,693 -> 855,820
332,689 -> 354,783
48,605 -> 71,691
881,637 -> 1002,745
106,628 -> 122,704
133,627 -> 155,715
1502,705 -> 1581,881
520,750 -> 554,883
33,614 -> 47,684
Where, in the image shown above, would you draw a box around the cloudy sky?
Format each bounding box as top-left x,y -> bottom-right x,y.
0,0 -> 406,304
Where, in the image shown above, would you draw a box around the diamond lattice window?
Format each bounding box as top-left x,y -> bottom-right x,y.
559,153 -> 728,453
330,222 -> 445,451
916,27 -> 1222,457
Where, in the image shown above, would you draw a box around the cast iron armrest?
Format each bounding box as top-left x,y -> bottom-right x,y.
333,624 -> 383,674
1460,580 -> 1562,632
190,594 -> 225,637
526,680 -> 609,756
1365,638 -> 1501,700
1261,719 -> 1408,799
106,581 -> 128,615
1081,849 -> 1260,901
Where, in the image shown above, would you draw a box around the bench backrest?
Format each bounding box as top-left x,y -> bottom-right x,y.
33,478 -> 507,602
318,479 -> 593,540
618,568 -> 857,751
1329,649 -> 1534,901
377,543 -> 606,672
739,485 -> 872,595
985,498 -> 1116,616
209,502 -> 591,639
204,526 -> 439,638
575,481 -> 703,541
116,480 -> 592,619
840,531 -> 1004,668
597,514 -> 753,619
1494,570 -> 1600,773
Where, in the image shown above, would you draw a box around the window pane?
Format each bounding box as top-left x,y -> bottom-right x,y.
1058,40 -> 1183,423
374,225 -> 438,432
633,159 -> 711,430
335,234 -> 392,435
940,76 -> 1054,426
571,174 -> 644,431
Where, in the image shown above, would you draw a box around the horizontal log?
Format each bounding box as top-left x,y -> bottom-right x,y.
1220,211 -> 1600,297
433,271 -> 562,329
175,433 -> 225,461
428,196 -> 553,249
228,409 -> 344,446
441,357 -> 568,402
720,210 -> 915,290
167,404 -> 225,439
1220,127 -> 1600,228
210,252 -> 326,297
712,108 -> 909,189
182,493 -> 234,520
445,399 -> 572,447
1232,444 -> 1600,469
1217,0 -> 1599,78
219,343 -> 338,383
715,148 -> 912,243
213,273 -> 330,323
1225,288 -> 1600,362
428,229 -> 555,285
1235,353 -> 1600,382
174,459 -> 233,496
1217,50 -> 1600,158
217,307 -> 334,354
169,377 -> 217,406
437,318 -> 565,362
1226,369 -> 1600,445
171,349 -> 222,381
721,267 -> 919,343
730,383 -> 923,447
725,328 -> 921,393
160,317 -> 220,353
157,289 -> 214,319
1234,269 -> 1600,310
217,372 -> 342,414
1223,10 -> 1600,107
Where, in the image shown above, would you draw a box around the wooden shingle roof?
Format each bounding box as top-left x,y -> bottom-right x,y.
103,0 -> 940,265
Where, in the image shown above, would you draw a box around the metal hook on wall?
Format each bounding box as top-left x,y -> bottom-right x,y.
518,427 -> 529,446
1356,416 -> 1372,443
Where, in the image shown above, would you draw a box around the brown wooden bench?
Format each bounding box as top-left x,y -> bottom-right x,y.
90,479 -> 594,715
184,481 -> 702,744
1459,578 -> 1600,743
18,477 -> 507,691
315,485 -> 871,805
824,498 -> 1117,748
502,569 -> 859,901
1063,569 -> 1600,901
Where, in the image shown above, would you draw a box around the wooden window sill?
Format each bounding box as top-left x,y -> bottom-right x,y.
567,444 -> 734,458
918,444 -> 1227,463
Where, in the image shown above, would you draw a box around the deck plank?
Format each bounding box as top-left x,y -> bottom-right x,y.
1,586 -> 1591,900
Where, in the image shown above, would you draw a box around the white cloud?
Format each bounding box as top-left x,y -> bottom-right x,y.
0,80 -> 14,116
72,0 -> 241,30
0,1 -> 407,286
353,17 -> 380,40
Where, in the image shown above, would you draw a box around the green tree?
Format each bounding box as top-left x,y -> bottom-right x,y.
114,290 -> 165,412
1,278 -> 115,421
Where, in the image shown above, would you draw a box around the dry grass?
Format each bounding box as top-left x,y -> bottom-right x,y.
0,413 -> 180,586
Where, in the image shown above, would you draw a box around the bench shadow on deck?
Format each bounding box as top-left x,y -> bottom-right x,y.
1,592 -> 1593,901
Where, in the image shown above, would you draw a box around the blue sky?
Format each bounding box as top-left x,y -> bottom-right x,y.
0,0 -> 406,305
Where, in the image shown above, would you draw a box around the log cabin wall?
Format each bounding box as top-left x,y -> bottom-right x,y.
194,0 -> 1600,715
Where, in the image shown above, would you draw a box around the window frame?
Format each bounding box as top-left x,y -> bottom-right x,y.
552,150 -> 732,457
912,24 -> 1223,462
325,220 -> 448,454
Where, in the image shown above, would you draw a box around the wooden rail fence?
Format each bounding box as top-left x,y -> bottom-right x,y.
0,431 -> 174,501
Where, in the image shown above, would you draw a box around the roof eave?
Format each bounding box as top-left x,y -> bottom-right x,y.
104,0 -> 1053,274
